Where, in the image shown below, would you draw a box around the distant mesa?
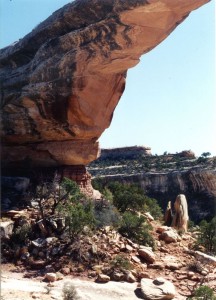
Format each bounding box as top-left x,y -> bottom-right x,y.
100,146 -> 152,160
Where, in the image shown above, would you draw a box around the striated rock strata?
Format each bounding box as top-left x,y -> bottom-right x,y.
92,168 -> 216,222
0,0 -> 209,168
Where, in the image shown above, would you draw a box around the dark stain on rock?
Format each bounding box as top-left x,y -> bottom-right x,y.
51,95 -> 68,124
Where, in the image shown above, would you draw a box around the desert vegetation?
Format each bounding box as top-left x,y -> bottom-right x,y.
1,175 -> 216,299
188,285 -> 216,300
87,151 -> 214,177
194,217 -> 216,255
2,178 -> 160,273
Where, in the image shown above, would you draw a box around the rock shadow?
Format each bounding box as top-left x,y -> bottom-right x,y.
134,288 -> 143,299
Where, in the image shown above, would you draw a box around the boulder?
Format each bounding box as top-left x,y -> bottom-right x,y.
143,212 -> 154,222
138,246 -> 155,264
125,244 -> 133,252
31,238 -> 46,248
140,277 -> 176,300
156,226 -> 170,234
44,273 -> 57,282
131,256 -> 141,264
96,274 -> 110,283
0,220 -> 14,239
159,229 -> 181,243
165,262 -> 182,270
111,271 -> 125,282
30,260 -> 46,269
61,267 -> 71,275
139,271 -> 151,279
126,272 -> 136,283
171,194 -> 189,232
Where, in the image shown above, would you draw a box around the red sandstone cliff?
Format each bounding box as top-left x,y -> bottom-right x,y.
0,0 -> 209,168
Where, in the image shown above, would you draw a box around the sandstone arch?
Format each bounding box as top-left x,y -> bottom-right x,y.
0,0 -> 209,168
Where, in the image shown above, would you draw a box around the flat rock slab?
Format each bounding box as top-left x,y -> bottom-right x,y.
140,277 -> 176,300
1,271 -> 138,300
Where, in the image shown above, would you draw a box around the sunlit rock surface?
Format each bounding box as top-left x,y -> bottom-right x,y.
0,0 -> 209,167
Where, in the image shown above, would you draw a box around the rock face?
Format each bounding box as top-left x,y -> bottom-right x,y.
2,165 -> 95,198
171,194 -> 189,232
99,168 -> 216,222
0,0 -> 208,168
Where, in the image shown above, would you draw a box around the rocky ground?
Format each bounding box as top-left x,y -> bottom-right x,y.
1,207 -> 216,300
1,265 -> 140,300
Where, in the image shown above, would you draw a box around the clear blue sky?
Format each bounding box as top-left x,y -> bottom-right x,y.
0,0 -> 215,157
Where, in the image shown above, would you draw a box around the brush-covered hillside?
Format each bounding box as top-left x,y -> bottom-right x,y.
87,147 -> 216,222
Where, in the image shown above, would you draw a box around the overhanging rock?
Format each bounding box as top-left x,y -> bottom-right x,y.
0,0 -> 209,167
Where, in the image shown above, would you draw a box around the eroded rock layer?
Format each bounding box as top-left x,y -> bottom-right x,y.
0,0 -> 209,167
95,169 -> 216,222
2,165 -> 95,199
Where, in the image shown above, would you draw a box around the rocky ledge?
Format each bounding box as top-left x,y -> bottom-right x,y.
1,0 -> 209,168
1,210 -> 216,299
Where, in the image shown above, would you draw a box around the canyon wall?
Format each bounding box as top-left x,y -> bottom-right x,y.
1,0 -> 209,169
98,168 -> 216,222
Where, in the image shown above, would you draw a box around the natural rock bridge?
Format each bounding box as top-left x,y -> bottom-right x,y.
0,0 -> 209,192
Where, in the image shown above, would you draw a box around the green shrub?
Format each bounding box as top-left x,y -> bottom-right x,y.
102,187 -> 113,202
11,223 -> 32,245
58,198 -> 95,241
104,182 -> 162,219
33,178 -> 97,241
93,198 -> 121,228
188,285 -> 216,300
188,220 -> 195,230
118,211 -> 155,248
197,156 -> 208,164
33,177 -> 82,220
92,178 -> 105,192
62,282 -> 79,300
110,254 -> 132,271
197,217 -> 216,254
142,197 -> 163,220
201,152 -> 211,158
187,261 -> 203,274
